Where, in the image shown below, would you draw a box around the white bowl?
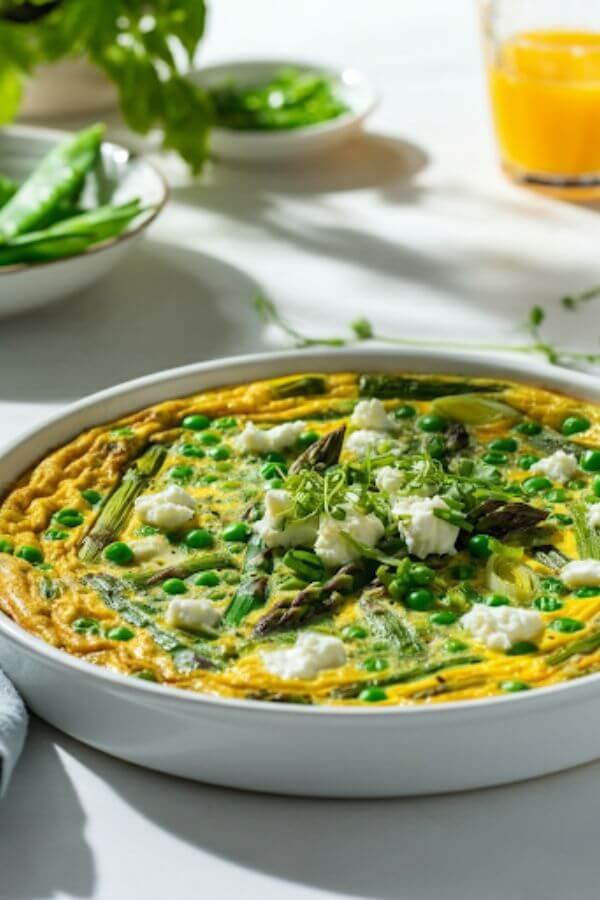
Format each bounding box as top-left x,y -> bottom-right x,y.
0,126 -> 167,318
1,348 -> 599,798
190,59 -> 378,162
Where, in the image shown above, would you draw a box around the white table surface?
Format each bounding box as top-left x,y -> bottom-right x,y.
2,2 -> 600,898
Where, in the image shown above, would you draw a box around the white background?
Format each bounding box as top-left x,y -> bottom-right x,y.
2,1 -> 600,897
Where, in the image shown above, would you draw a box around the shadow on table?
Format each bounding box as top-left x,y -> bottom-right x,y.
0,241 -> 269,404
0,718 -> 95,899
52,723 -> 600,900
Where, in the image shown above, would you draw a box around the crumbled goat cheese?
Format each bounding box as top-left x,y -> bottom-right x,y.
375,465 -> 404,495
261,632 -> 346,680
236,421 -> 305,454
128,535 -> 175,562
587,503 -> 600,530
350,399 -> 393,431
392,495 -> 458,559
134,485 -> 195,531
345,429 -> 390,458
254,489 -> 318,549
562,559 -> 600,589
461,604 -> 544,652
315,505 -> 384,567
529,450 -> 579,484
165,598 -> 221,632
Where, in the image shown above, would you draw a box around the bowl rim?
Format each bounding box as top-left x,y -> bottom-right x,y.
0,124 -> 169,277
2,345 -> 600,720
190,57 -> 380,140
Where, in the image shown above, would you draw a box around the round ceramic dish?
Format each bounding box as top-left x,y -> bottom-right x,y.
189,59 -> 378,162
1,348 -> 599,798
0,126 -> 167,318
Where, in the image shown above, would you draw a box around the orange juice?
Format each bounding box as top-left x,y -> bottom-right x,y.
488,31 -> 600,180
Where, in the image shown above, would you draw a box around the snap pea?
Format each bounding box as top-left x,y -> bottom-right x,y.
0,124 -> 105,242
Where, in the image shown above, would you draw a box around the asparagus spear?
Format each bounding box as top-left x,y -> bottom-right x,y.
571,502 -> 600,560
290,425 -> 345,474
79,444 -> 167,562
253,562 -> 365,636
360,593 -> 423,656
359,374 -> 505,400
127,551 -> 233,589
332,655 -> 483,699
270,375 -> 327,399
526,428 -> 581,458
548,629 -> 600,665
528,545 -> 570,571
223,534 -> 273,627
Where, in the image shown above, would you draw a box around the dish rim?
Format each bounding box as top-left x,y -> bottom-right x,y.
2,345 -> 600,720
190,57 -> 379,140
0,124 -> 169,277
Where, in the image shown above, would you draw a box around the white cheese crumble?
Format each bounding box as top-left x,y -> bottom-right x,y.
165,598 -> 221,632
350,399 -> 393,431
392,495 -> 458,559
235,421 -> 305,454
254,489 -> 318,549
561,559 -> 600,589
261,632 -> 346,680
587,503 -> 600,530
461,604 -> 544,652
314,505 -> 384,567
128,535 -> 175,562
134,485 -> 196,531
529,450 -> 579,484
375,465 -> 404,495
345,429 -> 390,458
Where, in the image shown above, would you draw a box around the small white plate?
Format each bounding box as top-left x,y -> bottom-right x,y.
190,59 -> 379,162
0,126 -> 167,318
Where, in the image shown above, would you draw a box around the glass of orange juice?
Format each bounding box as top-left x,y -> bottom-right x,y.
481,0 -> 600,197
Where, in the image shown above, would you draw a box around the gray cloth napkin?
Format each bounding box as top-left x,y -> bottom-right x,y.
0,668 -> 27,797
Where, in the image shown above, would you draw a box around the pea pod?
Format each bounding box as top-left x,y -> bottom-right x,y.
0,124 -> 105,242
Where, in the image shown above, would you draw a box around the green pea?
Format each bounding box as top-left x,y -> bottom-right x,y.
261,461 -> 288,479
523,475 -> 552,494
342,625 -> 368,640
182,414 -> 211,431
418,414 -> 446,433
163,578 -> 187,595
138,525 -> 159,537
485,594 -> 510,607
222,522 -> 251,542
198,431 -> 220,447
482,450 -> 508,466
394,404 -> 416,419
567,478 -> 586,490
518,454 -> 539,470
446,639 -> 469,653
500,680 -> 530,692
54,508 -> 84,528
72,617 -> 100,635
406,588 -> 435,611
44,528 -> 68,541
0,539 -> 14,554
516,421 -> 542,436
545,488 -> 569,502
388,578 -> 406,602
581,450 -> 600,472
106,625 -> 135,641
104,541 -> 134,566
298,431 -> 319,448
16,545 -> 43,564
409,563 -> 435,586
550,617 -> 584,633
506,641 -> 538,655
593,475 -> 600,498
534,596 -> 563,612
489,437 -> 518,452
362,657 -> 388,672
427,436 -> 446,459
451,563 -> 475,580
574,586 -> 600,598
184,528 -> 214,550
430,611 -> 457,625
214,416 -> 237,430
195,570 -> 220,587
210,445 -> 231,461
199,474 -> 218,485
265,451 -> 286,463
169,465 -> 195,483
181,444 -> 206,459
223,571 -> 241,585
209,589 -> 226,600
81,489 -> 102,506
359,687 -> 387,703
561,416 -> 590,436
540,576 -> 565,595
468,534 -> 492,559
134,669 -> 157,682
551,513 -> 573,526
270,478 -> 285,490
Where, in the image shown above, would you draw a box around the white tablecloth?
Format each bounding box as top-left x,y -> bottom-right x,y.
1,1 -> 599,897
